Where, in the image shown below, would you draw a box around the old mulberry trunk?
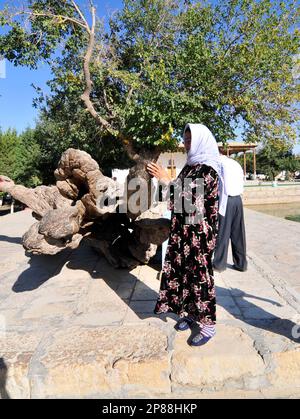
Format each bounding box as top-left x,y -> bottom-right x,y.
0,148 -> 170,268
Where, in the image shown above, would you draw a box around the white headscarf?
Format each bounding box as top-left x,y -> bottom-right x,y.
183,123 -> 228,216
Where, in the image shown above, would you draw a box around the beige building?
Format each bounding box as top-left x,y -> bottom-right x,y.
158,142 -> 258,179
156,143 -> 186,179
112,143 -> 187,184
112,142 -> 258,183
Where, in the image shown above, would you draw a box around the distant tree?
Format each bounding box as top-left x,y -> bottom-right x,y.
33,110 -> 133,185
236,145 -> 300,180
277,150 -> 300,180
0,128 -> 18,179
0,128 -> 42,187
258,147 -> 300,180
14,128 -> 42,186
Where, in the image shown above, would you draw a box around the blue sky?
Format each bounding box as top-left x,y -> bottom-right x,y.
0,0 -> 123,131
0,0 -> 299,153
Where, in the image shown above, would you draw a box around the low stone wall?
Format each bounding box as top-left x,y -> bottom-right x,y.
3,323 -> 300,399
243,185 -> 300,205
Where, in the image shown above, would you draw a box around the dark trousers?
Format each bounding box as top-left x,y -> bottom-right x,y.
213,195 -> 247,271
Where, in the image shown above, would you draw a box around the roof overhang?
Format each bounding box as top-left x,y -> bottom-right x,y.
217,142 -> 257,154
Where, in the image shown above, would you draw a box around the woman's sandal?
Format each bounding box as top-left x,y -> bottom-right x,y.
174,317 -> 193,331
188,333 -> 214,347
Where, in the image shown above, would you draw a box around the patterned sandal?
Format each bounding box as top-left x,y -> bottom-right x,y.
188,323 -> 216,346
188,333 -> 213,347
174,317 -> 193,331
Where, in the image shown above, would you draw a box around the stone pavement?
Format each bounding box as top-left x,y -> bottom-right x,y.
0,208 -> 300,399
244,208 -> 300,300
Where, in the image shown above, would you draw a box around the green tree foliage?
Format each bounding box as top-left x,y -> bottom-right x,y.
33,114 -> 132,184
0,128 -> 18,179
0,0 -> 299,163
0,128 -> 42,187
256,146 -> 300,180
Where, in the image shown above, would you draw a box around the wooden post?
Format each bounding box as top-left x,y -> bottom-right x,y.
243,152 -> 247,177
253,148 -> 257,179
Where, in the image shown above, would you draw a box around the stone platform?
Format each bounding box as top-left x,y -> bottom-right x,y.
243,183 -> 300,205
0,208 -> 300,399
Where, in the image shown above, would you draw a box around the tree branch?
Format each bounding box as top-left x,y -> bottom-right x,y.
126,86 -> 135,104
222,31 -> 244,58
14,10 -> 88,30
125,73 -> 141,105
80,6 -> 118,134
237,76 -> 263,96
79,5 -> 139,162
71,0 -> 91,33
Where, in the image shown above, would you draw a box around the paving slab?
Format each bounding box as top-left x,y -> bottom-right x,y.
0,209 -> 300,398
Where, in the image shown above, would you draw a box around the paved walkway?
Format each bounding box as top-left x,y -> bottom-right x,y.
245,208 -> 300,298
0,208 -> 299,398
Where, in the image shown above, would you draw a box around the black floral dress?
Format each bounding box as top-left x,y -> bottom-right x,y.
154,164 -> 219,326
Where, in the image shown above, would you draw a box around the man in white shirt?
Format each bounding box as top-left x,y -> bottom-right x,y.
213,154 -> 247,272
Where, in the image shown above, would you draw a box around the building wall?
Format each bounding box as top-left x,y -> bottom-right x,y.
112,168 -> 130,184
111,151 -> 187,184
157,151 -> 187,178
111,152 -> 187,207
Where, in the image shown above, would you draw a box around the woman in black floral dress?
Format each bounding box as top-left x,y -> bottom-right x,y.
147,124 -> 227,346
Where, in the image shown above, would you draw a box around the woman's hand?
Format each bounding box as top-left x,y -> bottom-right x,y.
146,162 -> 172,185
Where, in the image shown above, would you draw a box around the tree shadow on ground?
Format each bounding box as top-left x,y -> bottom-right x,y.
0,235 -> 22,245
0,358 -> 10,399
90,260 -> 300,344
12,248 -> 73,292
214,286 -> 300,344
10,241 -> 300,344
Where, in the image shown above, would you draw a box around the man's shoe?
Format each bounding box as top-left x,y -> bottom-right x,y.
232,265 -> 247,272
213,264 -> 226,273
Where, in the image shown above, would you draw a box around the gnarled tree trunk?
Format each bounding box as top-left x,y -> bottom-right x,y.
0,148 -> 170,269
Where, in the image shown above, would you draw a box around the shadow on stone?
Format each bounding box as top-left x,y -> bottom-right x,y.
12,248 -> 73,292
90,259 -> 300,344
10,241 -> 300,344
0,235 -> 22,245
0,358 -> 10,399
226,263 -> 247,272
216,285 -> 300,344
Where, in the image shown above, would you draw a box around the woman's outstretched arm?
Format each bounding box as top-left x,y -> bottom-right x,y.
146,162 -> 172,186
